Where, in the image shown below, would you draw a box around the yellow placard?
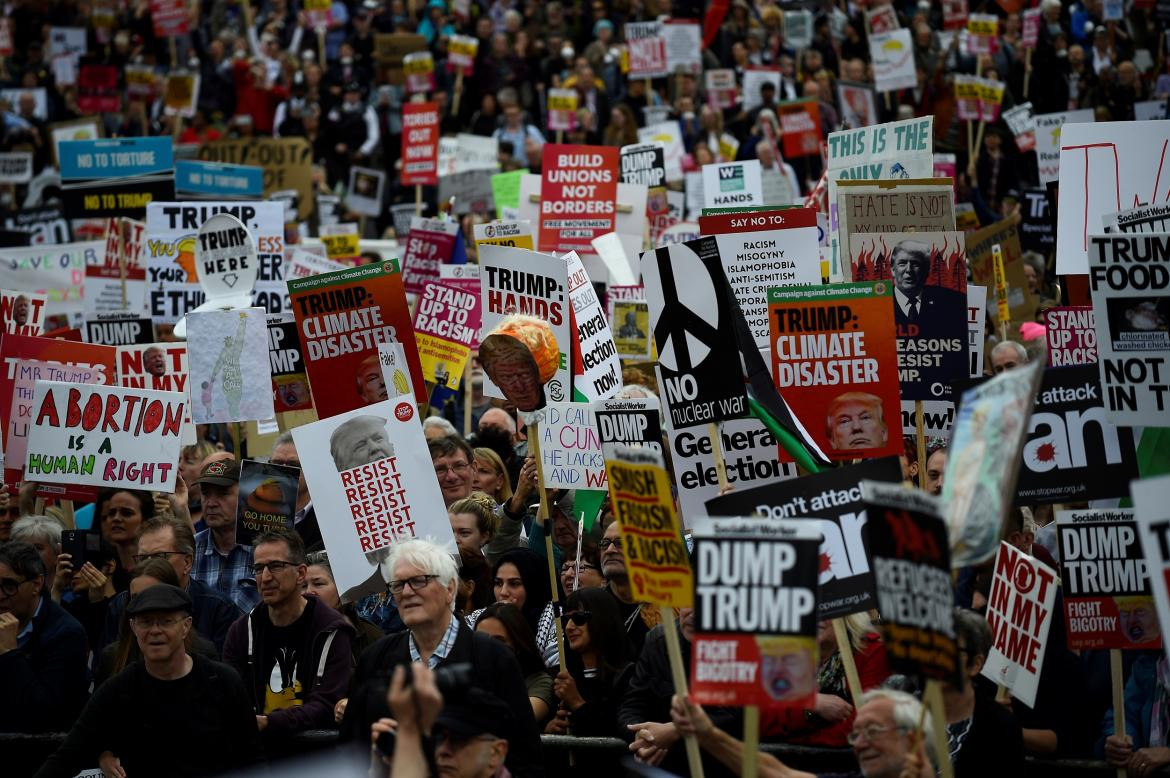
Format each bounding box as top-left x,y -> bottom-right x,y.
449,35 -> 478,59
473,220 -> 534,251
547,91 -> 579,112
992,244 -> 1011,325
968,16 -> 998,36
415,332 -> 471,390
403,53 -> 433,75
322,232 -> 360,260
979,80 -> 1005,106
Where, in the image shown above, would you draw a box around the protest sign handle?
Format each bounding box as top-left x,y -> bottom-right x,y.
556,131 -> 563,144
995,684 -> 1010,704
832,618 -> 864,708
118,219 -> 128,309
33,497 -> 44,515
60,500 -> 75,531
452,70 -> 464,116
1024,48 -> 1033,100
925,680 -> 955,778
660,606 -> 706,778
462,359 -> 473,437
1112,649 -> 1128,778
415,185 -> 422,217
706,422 -> 729,491
645,79 -> 652,107
527,420 -> 566,670
915,400 -> 927,487
317,27 -> 326,63
743,705 -> 760,778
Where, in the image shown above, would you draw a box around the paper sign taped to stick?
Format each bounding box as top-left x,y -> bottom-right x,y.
185,308 -> 274,424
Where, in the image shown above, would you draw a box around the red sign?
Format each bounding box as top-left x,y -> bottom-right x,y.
942,0 -> 968,30
401,102 -> 440,186
776,100 -> 823,159
79,65 -> 121,117
539,144 -> 618,253
401,218 -> 458,296
149,0 -> 189,38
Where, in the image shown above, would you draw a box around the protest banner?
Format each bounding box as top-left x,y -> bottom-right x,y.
84,314 -> 154,346
547,88 -> 578,133
145,202 -> 285,323
613,299 -> 651,359
0,152 -> 32,184
288,260 -> 427,417
185,308 -> 274,424
943,361 -> 1043,567
412,280 -> 476,390
1,290 -> 46,336
266,312 -> 312,413
870,30 -> 916,93
536,402 -> 606,490
197,137 -> 315,220
539,144 -> 618,253
24,380 -> 184,491
620,143 -> 667,214
1034,109 -> 1093,186
982,541 -> 1058,707
638,121 -> 685,183
1046,306 -> 1096,366
1056,508 -> 1158,651
565,251 -> 621,401
1088,233 -> 1170,427
768,281 -> 901,461
702,161 -> 763,209
776,100 -> 822,159
691,518 -> 821,709
625,21 -> 668,79
837,82 -> 878,129
707,457 -> 903,619
1017,364 -> 1138,504
58,137 -> 174,220
705,69 -> 737,110
641,238 -> 749,428
966,218 -> 1038,331
3,205 -> 71,246
174,160 -> 265,200
594,396 -> 663,457
116,341 -> 194,443
402,51 -> 435,94
862,482 -> 958,684
473,220 -> 533,252
478,245 -> 571,408
401,217 -> 457,296
0,241 -> 98,328
290,397 -> 455,601
1133,475 -> 1170,662
849,231 -> 968,401
235,459 -> 301,545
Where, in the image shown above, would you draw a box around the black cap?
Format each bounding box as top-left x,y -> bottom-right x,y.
126,584 -> 193,616
195,458 -> 240,487
434,689 -> 515,740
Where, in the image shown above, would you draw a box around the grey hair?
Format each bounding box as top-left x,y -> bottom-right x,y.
423,416 -> 458,436
991,340 -> 1029,363
11,515 -> 63,548
860,688 -> 937,768
385,539 -> 460,611
271,430 -> 295,453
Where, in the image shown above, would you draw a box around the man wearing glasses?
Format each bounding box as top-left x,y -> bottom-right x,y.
34,584 -> 264,778
600,521 -> 653,655
0,541 -> 88,733
223,528 -> 354,739
341,538 -> 544,778
429,435 -> 476,507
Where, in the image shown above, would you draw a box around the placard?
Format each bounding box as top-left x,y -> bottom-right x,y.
870,30 -> 916,93
58,137 -> 174,219
412,280 -> 476,390
701,161 -> 763,209
185,308 -> 274,423
537,402 -> 606,490
266,312 -> 312,413
236,459 -> 301,545
1046,306 -> 1096,366
197,137 -> 315,220
84,314 -> 154,346
539,144 -> 618,253
625,21 -> 668,79
0,241 -> 98,325
175,160 -> 264,199
566,251 -> 622,401
837,81 -> 878,129
593,396 -> 663,456
1133,475 -> 1170,665
1034,109 -> 1093,186
401,217 -> 457,295
346,166 -> 386,218
1,290 -> 46,336
116,341 -> 194,442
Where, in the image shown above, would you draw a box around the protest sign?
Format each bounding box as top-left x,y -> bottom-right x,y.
185,308 -> 274,424
862,482 -> 958,684
1020,188 -> 1056,254
85,314 -> 154,346
197,137 -> 315,220
174,160 -> 265,200
620,143 -> 667,214
144,202 -> 286,323
347,167 -> 385,218
473,220 -> 533,251
378,341 -> 417,400
24,380 -> 184,491
0,241 -> 98,326
162,72 -> 199,118
1135,100 -> 1169,122
402,51 -> 435,94
1133,475 -> 1170,664
594,396 -> 663,457
288,261 -> 427,417
866,5 -> 899,33
490,170 -> 526,219
83,217 -> 147,317
547,88 -> 579,132
1046,306 -> 1096,366
641,238 -> 749,428
478,245 -> 571,407
319,224 -> 360,264
116,341 -> 194,444
664,20 -> 702,73
768,281 -> 901,461
705,69 -> 737,110
438,169 -> 494,216
691,518 -> 820,709
1,290 -> 46,336
266,313 -> 311,413
702,161 -> 763,209
447,34 -> 478,74
849,231 -> 968,401
1003,103 -> 1036,152
0,152 -> 32,184
149,0 -> 188,37
604,444 -> 692,608
537,402 -> 606,490
291,397 -> 455,601
287,246 -> 346,282
943,361 -> 1043,567
942,0 -> 968,28
539,144 -> 618,253
566,251 -> 621,401
3,206 -> 71,246
838,82 -> 878,129
776,100 -> 822,159
438,263 -> 482,350
1104,202 -> 1170,233
836,179 -> 956,248
966,218 -> 1038,330
625,21 -> 668,78
707,457 -> 903,619
58,137 -> 174,220
1057,509 -> 1158,651
638,121 -> 685,183
613,299 -> 651,359
236,459 -> 300,545
870,30 -> 916,93
1017,364 -> 1138,504
982,541 -> 1058,707
402,217 -> 458,296
742,67 -> 781,112
412,280 -> 476,390
1034,109 -> 1093,186
1088,233 -> 1170,427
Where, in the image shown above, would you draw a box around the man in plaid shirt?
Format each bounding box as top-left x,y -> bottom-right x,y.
192,459 -> 260,614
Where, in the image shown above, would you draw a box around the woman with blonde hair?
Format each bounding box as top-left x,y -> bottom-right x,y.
473,447 -> 513,504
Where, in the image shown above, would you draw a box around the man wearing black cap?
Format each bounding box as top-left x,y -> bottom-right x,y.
192,459 -> 261,613
35,585 -> 264,778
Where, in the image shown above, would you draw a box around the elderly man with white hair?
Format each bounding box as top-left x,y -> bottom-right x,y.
340,538 -> 544,777
990,340 -> 1029,375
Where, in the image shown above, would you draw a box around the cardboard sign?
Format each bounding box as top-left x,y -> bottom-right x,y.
776,100 -> 822,158
175,160 -> 264,199
870,30 -> 916,93
944,361 -> 1043,568
1133,475 -> 1170,665
1088,234 -> 1170,427
593,396 -> 663,456
768,281 -> 901,461
290,397 -> 455,601
849,231 -> 968,401
1057,508 -> 1158,651
1,290 -> 46,336
604,444 -> 692,608
402,217 -> 457,296
58,137 -> 174,220
641,238 -> 749,428
236,459 -> 301,545
982,541 -> 1058,707
862,482 -> 958,684
837,180 -> 956,244
185,308 -> 274,423
288,261 -> 427,417
967,218 -> 1038,330
625,21 -> 668,79
266,313 -> 311,413
1046,306 -> 1096,366
707,457 -> 903,619
702,161 -> 763,209
25,380 -> 184,491
1017,364 -> 1137,504
537,402 -> 606,490
85,314 -> 154,346
412,280 -> 476,390
539,144 -> 618,253
691,518 -> 820,709
1034,109 -> 1093,186
197,138 -> 315,220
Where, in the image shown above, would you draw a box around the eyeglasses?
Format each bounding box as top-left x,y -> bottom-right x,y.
388,574 -> 440,595
562,610 -> 592,626
270,458 -> 301,469
0,576 -> 29,597
434,462 -> 471,477
130,614 -> 189,631
133,551 -> 188,564
251,560 -> 299,576
561,563 -> 598,574
598,537 -> 623,551
846,724 -> 907,746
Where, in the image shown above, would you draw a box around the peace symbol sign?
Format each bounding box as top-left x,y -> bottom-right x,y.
651,243 -> 725,374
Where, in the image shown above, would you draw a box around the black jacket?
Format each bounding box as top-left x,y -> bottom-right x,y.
0,595 -> 88,732
342,619 -> 544,777
34,655 -> 264,778
101,577 -> 240,656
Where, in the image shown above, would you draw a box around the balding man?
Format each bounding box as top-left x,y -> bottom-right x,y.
479,407 -> 517,441
990,341 -> 1028,375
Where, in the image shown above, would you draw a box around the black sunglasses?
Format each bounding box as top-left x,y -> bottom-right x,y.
562,610 -> 592,626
